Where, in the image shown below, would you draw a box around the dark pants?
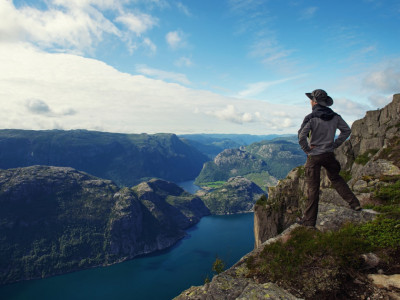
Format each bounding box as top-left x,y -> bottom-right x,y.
303,152 -> 360,226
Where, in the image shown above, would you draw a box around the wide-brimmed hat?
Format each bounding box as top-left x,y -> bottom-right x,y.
305,89 -> 333,107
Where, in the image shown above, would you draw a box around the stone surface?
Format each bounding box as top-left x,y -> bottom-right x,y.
361,253 -> 381,270
174,266 -> 301,300
368,274 -> 400,289
316,204 -> 379,232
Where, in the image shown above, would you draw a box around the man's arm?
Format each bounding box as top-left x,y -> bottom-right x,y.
298,120 -> 312,154
333,115 -> 351,149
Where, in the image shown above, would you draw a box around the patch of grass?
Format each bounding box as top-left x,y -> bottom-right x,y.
245,213 -> 400,298
199,181 -> 226,188
374,180 -> 400,205
212,256 -> 226,275
386,122 -> 400,131
379,175 -> 400,182
354,149 -> 379,165
351,217 -> 400,248
339,170 -> 352,182
296,166 -> 305,178
367,205 -> 400,214
362,175 -> 372,182
377,137 -> 400,168
255,194 -> 268,206
244,172 -> 276,191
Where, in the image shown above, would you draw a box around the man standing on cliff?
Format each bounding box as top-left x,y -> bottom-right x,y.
297,89 -> 362,227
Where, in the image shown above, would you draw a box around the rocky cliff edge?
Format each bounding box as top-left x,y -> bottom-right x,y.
174,94 -> 400,300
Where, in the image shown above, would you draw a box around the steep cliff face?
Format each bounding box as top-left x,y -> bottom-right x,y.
174,94 -> 400,300
0,167 -> 209,285
107,179 -> 210,261
254,94 -> 400,247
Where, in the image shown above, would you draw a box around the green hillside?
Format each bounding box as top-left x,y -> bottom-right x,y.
0,129 -> 208,186
195,139 -> 306,189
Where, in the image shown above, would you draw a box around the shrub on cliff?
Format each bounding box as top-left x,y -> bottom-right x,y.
246,215 -> 400,299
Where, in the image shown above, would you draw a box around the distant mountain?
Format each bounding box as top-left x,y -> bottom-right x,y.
0,129 -> 208,186
179,134 -> 296,158
0,166 -> 209,285
245,139 -> 306,179
195,138 -> 306,189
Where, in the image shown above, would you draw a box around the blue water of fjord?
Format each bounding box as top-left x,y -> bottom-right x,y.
1,213 -> 254,300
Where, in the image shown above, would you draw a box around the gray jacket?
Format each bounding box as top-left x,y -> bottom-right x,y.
298,104 -> 351,155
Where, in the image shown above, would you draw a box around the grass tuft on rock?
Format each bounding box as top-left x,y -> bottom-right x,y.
354,149 -> 379,165
374,180 -> 400,204
255,194 -> 268,206
245,215 -> 400,299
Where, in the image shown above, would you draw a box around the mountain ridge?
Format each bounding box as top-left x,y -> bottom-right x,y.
0,166 -> 210,286
0,129 -> 208,187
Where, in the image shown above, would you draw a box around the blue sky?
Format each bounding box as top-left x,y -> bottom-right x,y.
0,0 -> 399,134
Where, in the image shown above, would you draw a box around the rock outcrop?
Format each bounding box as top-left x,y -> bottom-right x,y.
175,94 -> 400,300
0,167 -> 209,285
255,94 -> 400,246
197,176 -> 265,215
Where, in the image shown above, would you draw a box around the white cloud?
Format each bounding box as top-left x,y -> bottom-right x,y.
228,0 -> 265,13
115,12 -> 158,36
142,38 -> 157,54
166,30 -> 185,49
25,98 -> 77,116
299,7 -> 318,20
175,56 -> 193,67
0,43 -> 314,134
0,0 -> 161,55
26,99 -> 52,115
238,75 -> 307,98
176,2 -> 191,16
0,0 -> 120,53
362,62 -> 400,94
368,94 -> 394,109
333,97 -> 370,117
135,64 -> 191,85
249,35 -> 296,73
208,105 -> 258,124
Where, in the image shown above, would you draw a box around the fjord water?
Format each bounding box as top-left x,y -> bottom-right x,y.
1,212 -> 254,300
